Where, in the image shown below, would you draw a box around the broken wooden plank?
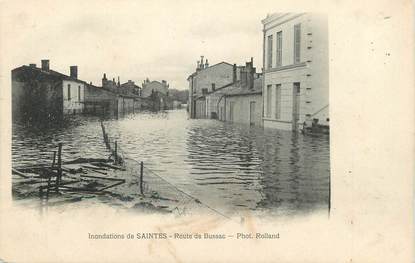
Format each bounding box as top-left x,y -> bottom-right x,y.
98,180 -> 125,191
87,169 -> 107,175
64,158 -> 110,165
94,162 -> 126,170
81,175 -> 125,182
80,164 -> 107,170
12,169 -> 30,178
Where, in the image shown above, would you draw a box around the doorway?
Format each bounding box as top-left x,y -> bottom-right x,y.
250,101 -> 256,126
292,83 -> 301,130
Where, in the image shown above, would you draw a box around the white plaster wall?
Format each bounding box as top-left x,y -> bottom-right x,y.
264,13 -> 310,69
263,13 -> 329,130
225,94 -> 263,126
309,14 -> 329,125
263,67 -> 309,124
62,80 -> 84,114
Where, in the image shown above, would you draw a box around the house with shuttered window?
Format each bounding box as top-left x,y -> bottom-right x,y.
12,60 -> 86,123
262,13 -> 329,131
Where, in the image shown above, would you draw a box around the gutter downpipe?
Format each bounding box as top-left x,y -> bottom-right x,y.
262,24 -> 266,126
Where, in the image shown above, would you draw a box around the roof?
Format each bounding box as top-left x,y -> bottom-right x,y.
85,83 -> 142,99
120,81 -> 141,89
12,65 -> 142,100
187,61 -> 233,80
12,65 -> 87,84
207,76 -> 263,97
223,86 -> 262,97
261,13 -> 288,24
205,81 -> 235,95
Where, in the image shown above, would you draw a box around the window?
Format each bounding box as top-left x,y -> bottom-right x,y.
276,31 -> 282,67
78,86 -> 81,101
267,35 -> 273,69
275,84 -> 281,119
294,82 -> 301,94
294,24 -> 301,63
67,84 -> 71,100
212,83 -> 215,91
266,85 -> 272,117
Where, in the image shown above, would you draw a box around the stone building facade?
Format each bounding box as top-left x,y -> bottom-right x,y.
12,60 -> 85,122
141,79 -> 169,98
120,80 -> 142,96
207,59 -> 263,126
140,79 -> 172,110
188,57 -> 234,119
262,13 -> 329,131
223,91 -> 262,126
84,75 -> 147,117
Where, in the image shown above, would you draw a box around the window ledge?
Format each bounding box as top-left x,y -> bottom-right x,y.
265,62 -> 307,73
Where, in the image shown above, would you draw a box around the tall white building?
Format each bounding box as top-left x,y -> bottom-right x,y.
262,13 -> 329,131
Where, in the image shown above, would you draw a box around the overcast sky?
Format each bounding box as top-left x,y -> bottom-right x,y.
1,1 -> 277,90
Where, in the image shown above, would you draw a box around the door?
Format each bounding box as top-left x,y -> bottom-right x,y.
292,83 -> 301,130
229,102 -> 234,122
250,101 -> 256,126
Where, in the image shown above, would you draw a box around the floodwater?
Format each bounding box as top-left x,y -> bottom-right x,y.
12,109 -> 330,216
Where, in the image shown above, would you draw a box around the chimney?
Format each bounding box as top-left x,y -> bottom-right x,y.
244,60 -> 255,89
197,61 -> 200,71
241,67 -> 248,88
29,63 -> 36,68
205,59 -> 209,68
117,76 -> 120,87
233,64 -> 237,83
41,59 -> 50,71
70,66 -> 78,79
103,73 -> 107,80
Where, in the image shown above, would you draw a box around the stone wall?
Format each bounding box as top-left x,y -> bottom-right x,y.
225,94 -> 263,126
141,81 -> 168,98
11,72 -> 64,123
192,62 -> 234,95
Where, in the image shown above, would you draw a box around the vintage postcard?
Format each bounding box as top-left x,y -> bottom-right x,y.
0,0 -> 413,262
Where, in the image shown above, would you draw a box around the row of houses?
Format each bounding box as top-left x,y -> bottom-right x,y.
12,60 -> 175,123
188,13 -> 329,132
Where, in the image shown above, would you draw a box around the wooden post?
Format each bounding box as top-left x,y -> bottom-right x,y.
140,161 -> 144,195
56,143 -> 62,191
51,151 -> 56,167
114,141 -> 118,164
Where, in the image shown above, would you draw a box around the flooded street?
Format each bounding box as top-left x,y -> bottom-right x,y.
13,109 -> 330,216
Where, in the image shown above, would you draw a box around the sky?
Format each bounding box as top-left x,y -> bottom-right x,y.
0,0 -> 275,90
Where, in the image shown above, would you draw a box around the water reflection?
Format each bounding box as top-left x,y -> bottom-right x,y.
12,110 -> 330,216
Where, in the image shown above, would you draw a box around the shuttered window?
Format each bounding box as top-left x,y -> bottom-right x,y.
276,31 -> 282,67
266,85 -> 272,117
78,86 -> 81,101
275,84 -> 281,119
294,24 -> 301,63
267,35 -> 273,69
67,84 -> 71,100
